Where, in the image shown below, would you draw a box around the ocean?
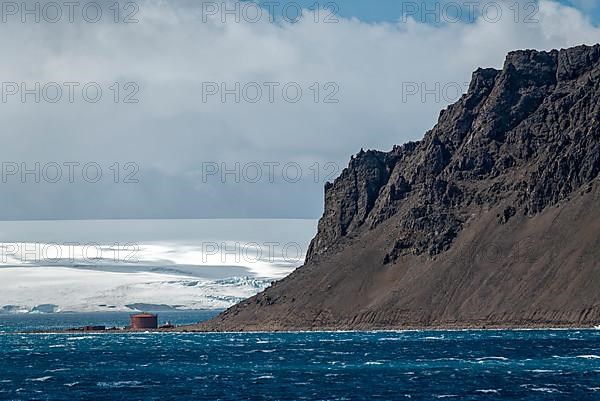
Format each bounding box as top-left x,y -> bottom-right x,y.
1,313 -> 599,400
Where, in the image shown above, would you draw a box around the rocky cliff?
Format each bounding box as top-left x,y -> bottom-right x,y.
193,44 -> 600,330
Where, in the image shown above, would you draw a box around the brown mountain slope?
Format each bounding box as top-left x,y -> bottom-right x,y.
192,44 -> 600,331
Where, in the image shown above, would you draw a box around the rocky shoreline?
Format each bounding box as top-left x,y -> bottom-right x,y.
23,323 -> 600,334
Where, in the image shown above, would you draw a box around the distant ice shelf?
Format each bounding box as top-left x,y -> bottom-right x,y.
0,266 -> 275,313
0,219 -> 317,313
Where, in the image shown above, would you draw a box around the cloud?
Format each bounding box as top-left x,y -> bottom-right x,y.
0,0 -> 598,219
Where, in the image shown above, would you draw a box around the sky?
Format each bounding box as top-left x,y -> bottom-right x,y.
0,0 -> 598,220
255,0 -> 600,23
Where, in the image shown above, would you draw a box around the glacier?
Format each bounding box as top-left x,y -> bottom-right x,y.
0,219 -> 317,313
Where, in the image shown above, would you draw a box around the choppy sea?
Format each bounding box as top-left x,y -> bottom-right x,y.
1,313 -> 599,400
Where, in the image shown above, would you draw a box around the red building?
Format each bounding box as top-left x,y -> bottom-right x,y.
130,313 -> 158,329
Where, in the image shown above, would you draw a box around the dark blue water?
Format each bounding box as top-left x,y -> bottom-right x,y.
0,316 -> 599,400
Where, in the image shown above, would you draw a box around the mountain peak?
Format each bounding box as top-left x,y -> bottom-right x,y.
194,44 -> 600,331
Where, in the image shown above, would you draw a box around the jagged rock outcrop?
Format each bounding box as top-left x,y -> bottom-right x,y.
191,44 -> 600,331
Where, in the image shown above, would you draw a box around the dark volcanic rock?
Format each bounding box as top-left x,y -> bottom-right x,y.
193,44 -> 600,331
306,149 -> 392,260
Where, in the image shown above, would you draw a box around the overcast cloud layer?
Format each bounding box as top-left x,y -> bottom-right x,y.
0,0 -> 598,219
